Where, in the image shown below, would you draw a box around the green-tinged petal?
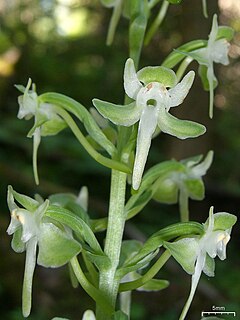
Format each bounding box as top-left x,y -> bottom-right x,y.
164,238 -> 199,274
203,254 -> 215,277
93,99 -> 141,126
124,58 -> 142,99
137,66 -> 177,87
217,26 -> 234,41
22,238 -> 37,318
137,279 -> 169,292
38,223 -> 81,268
9,185 -> 39,211
204,212 -> 237,231
184,179 -> 204,200
158,108 -> 206,139
132,105 -> 158,190
52,318 -> 70,320
11,228 -> 26,253
168,71 -> 195,108
41,117 -> 67,136
82,310 -> 96,320
191,150 -> 213,177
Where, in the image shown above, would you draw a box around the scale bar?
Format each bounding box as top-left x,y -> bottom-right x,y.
201,311 -> 236,317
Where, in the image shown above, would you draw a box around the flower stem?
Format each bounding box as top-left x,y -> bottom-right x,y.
96,169 -> 127,319
53,106 -> 131,174
119,250 -> 171,292
179,188 -> 189,222
70,256 -> 113,316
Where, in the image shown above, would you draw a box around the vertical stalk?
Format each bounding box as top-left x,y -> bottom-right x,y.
96,169 -> 127,319
179,188 -> 189,222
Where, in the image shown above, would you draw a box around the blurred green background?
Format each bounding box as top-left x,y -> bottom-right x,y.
0,0 -> 239,319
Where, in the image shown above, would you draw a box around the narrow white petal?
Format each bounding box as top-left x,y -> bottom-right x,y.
132,106 -> 158,190
168,71 -> 195,108
208,14 -> 218,47
179,253 -> 205,320
124,58 -> 142,99
22,238 -> 37,317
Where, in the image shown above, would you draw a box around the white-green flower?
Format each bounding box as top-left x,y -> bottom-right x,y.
6,186 -> 81,317
93,58 -> 205,190
153,150 -> 213,221
183,14 -> 231,118
16,79 -> 66,184
164,207 -> 237,320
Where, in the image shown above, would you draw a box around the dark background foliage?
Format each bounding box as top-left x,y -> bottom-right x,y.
0,0 -> 239,319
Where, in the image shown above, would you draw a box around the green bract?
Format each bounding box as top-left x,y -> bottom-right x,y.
93,58 -> 205,190
6,186 -> 81,317
16,79 -> 67,185
164,207 -> 237,320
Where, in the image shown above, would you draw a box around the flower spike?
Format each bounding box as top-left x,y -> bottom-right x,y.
93,58 -> 205,190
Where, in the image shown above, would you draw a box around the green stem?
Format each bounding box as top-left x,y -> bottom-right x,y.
176,57 -> 193,81
70,256 -> 113,315
119,250 -> 171,292
144,0 -> 169,45
53,106 -> 131,174
106,0 -> 123,46
97,170 -> 127,319
179,188 -> 189,222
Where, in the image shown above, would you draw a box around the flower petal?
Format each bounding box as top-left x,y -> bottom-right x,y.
137,65 -> 177,87
132,106 -> 158,190
191,150 -> 213,177
211,39 -> 230,65
164,237 -> 199,274
123,58 -> 142,99
208,14 -> 218,47
158,108 -> 206,139
22,238 -> 37,317
38,222 -> 81,268
168,71 -> 195,108
93,99 -> 141,126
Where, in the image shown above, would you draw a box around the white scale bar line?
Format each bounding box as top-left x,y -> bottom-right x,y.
201,311 -> 236,317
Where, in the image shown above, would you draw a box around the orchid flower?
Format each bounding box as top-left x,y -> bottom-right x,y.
93,58 -> 205,190
164,207 -> 237,320
16,79 -> 66,184
181,14 -> 231,118
153,150 -> 213,221
6,186 -> 81,317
